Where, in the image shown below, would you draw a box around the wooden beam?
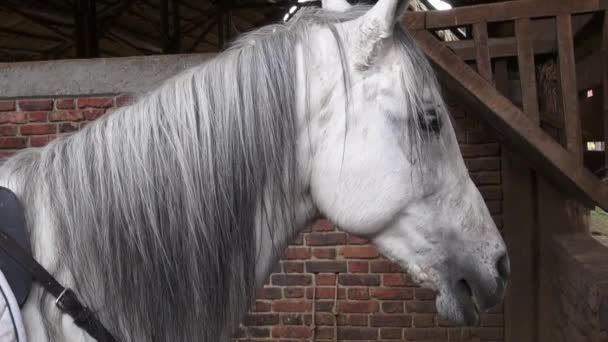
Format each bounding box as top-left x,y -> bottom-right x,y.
446,37 -> 557,61
473,22 -> 492,83
557,14 -> 583,163
502,148 -> 537,342
404,0 -> 608,31
516,17 -> 540,124
74,0 -> 98,58
412,30 -> 608,210
603,11 -> 608,169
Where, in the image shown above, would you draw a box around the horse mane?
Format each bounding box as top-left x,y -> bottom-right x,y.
0,6 -> 442,341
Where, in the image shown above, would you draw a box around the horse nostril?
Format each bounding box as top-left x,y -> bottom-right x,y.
496,253 -> 510,280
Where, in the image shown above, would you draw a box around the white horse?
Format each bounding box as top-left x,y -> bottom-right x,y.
0,0 -> 509,340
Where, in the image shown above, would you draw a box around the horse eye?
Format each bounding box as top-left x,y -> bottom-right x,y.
419,109 -> 442,133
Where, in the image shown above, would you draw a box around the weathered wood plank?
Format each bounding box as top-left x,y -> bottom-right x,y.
404,0 -> 606,30
603,11 -> 608,169
557,14 -> 583,163
473,22 -> 492,83
502,149 -> 537,342
412,30 -> 608,210
516,17 -> 540,124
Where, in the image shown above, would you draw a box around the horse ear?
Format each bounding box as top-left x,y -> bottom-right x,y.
345,0 -> 410,67
322,0 -> 352,12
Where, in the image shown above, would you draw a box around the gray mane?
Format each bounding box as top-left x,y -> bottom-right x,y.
0,6 -> 441,342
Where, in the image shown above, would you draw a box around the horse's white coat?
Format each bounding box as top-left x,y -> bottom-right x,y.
0,0 -> 509,340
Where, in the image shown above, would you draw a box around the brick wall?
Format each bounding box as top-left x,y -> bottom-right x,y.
552,234 -> 608,342
0,91 -> 504,341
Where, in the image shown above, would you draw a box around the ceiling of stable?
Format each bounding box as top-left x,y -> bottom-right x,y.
0,0 -> 496,62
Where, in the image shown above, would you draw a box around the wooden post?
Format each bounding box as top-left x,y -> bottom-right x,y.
74,0 -> 98,58
502,149 -> 538,342
557,14 -> 583,163
516,17 -> 540,125
473,22 -> 493,83
603,11 -> 608,170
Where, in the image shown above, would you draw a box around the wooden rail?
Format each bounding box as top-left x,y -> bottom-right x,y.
403,0 -> 608,210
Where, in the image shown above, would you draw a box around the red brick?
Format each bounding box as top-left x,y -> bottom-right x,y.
0,113 -> 26,124
305,232 -> 346,246
0,137 -> 26,149
20,124 -> 56,135
314,327 -> 335,339
282,261 -> 304,273
59,122 -> 79,133
414,288 -> 435,300
0,151 -> 15,158
382,301 -> 404,313
272,326 -> 312,338
245,327 -> 269,337
28,112 -> 47,122
312,218 -> 334,232
370,314 -> 412,327
371,288 -> 413,300
0,101 -> 15,112
284,287 -> 304,298
311,300 -> 337,313
348,261 -> 369,273
338,313 -> 368,326
312,248 -> 335,259
347,288 -> 370,300
0,126 -> 17,136
253,301 -> 271,312
370,261 -> 403,273
284,247 -> 310,260
49,111 -> 84,122
413,314 -> 435,327
338,301 -> 379,313
256,287 -> 282,300
306,287 -> 345,300
77,97 -> 114,109
85,109 -> 106,120
280,313 -> 310,325
339,274 -> 380,286
305,261 -> 346,273
315,274 -> 336,285
313,313 -> 335,326
271,274 -> 311,286
405,301 -> 437,313
380,327 -> 403,339
242,313 -> 279,325
115,95 -> 135,107
337,327 -> 378,340
404,327 -> 447,340
341,246 -> 379,259
55,98 -> 75,109
18,99 -> 53,111
272,300 -> 312,312
30,135 -> 54,147
383,273 -> 416,287
348,234 -> 370,245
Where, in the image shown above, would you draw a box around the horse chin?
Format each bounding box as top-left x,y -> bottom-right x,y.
435,280 -> 480,326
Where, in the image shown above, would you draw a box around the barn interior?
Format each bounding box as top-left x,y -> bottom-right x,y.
1,0 -> 608,341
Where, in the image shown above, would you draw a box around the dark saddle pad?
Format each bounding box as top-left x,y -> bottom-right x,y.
0,186 -> 32,307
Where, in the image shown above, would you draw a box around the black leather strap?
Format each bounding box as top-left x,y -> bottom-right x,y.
0,229 -> 117,342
